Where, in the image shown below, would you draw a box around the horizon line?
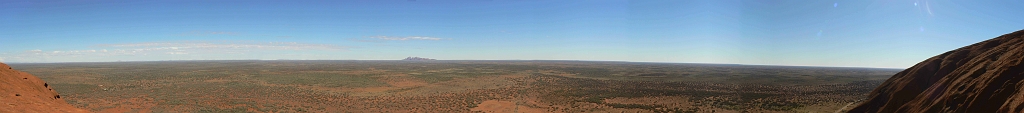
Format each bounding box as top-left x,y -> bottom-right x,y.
1,59 -> 908,70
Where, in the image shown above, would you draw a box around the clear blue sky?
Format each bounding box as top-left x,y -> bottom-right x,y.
2,0 -> 1023,68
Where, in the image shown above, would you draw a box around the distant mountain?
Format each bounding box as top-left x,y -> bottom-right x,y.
849,30 -> 1024,113
402,57 -> 436,61
0,63 -> 87,112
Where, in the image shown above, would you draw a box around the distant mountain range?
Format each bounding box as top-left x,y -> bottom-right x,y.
402,57 -> 436,61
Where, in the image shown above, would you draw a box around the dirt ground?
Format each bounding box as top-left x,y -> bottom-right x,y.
471,100 -> 548,113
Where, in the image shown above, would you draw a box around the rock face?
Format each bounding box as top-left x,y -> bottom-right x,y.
403,57 -> 436,61
850,30 -> 1024,113
0,63 -> 88,113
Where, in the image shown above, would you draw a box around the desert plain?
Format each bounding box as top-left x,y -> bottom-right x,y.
10,60 -> 898,113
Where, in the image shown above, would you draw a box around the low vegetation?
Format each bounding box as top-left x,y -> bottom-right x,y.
12,60 -> 898,112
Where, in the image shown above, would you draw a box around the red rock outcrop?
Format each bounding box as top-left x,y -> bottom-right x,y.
850,30 -> 1024,113
0,62 -> 88,113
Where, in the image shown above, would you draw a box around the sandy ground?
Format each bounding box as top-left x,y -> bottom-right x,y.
471,100 -> 547,113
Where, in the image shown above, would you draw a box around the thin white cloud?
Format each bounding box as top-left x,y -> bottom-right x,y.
4,41 -> 348,62
0,57 -> 4,62
925,1 -> 933,16
369,36 -> 445,41
166,52 -> 188,55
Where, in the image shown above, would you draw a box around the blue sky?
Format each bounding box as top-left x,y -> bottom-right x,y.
1,0 -> 1023,68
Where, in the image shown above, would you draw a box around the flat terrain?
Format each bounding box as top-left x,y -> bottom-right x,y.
11,60 -> 899,113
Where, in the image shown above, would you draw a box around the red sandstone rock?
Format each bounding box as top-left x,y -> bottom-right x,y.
0,62 -> 88,113
850,30 -> 1024,113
